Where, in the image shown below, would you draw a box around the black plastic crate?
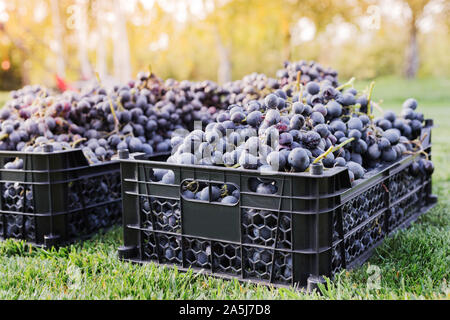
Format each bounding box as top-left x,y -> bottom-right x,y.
118,123 -> 437,288
0,147 -> 121,247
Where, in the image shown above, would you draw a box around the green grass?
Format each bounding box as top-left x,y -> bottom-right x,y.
354,76 -> 450,109
0,77 -> 449,300
0,91 -> 9,108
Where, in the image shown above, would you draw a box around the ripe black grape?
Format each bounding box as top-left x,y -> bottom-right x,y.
306,82 -> 320,95
402,98 -> 418,110
288,148 -> 310,172
326,101 -> 343,118
302,131 -> 321,149
222,196 -> 238,204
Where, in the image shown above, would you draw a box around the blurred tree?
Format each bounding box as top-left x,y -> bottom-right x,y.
213,24 -> 231,83
112,0 -> 131,82
199,0 -> 367,82
0,0 -> 449,88
51,0 -> 66,78
70,0 -> 93,79
281,0 -> 368,60
93,0 -> 108,79
419,1 -> 450,77
0,22 -> 31,85
401,0 -> 450,78
403,0 -> 430,78
0,40 -> 24,90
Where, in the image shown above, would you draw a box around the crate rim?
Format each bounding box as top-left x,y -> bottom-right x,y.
120,150 -> 426,185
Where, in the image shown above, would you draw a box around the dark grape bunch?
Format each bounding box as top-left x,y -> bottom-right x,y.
181,181 -> 240,205
0,73 -> 223,164
167,80 -> 431,184
0,61 -> 432,202
0,73 -> 225,240
0,61 -> 319,242
144,170 -> 242,205
0,59 -> 339,167
409,157 -> 434,176
277,60 -> 339,88
219,60 -> 339,109
220,73 -> 280,107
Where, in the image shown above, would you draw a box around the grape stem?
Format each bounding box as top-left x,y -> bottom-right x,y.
224,163 -> 241,169
336,77 -> 355,91
419,132 -> 428,144
95,72 -> 120,132
366,81 -> 375,120
185,180 -> 200,193
116,97 -> 125,112
332,137 -> 355,152
31,89 -> 46,108
312,146 -> 334,164
71,138 -> 87,148
340,108 -> 370,118
403,149 -> 429,161
406,132 -> 428,155
221,184 -> 229,197
295,71 -> 302,93
148,64 -> 153,77
312,137 -> 355,164
305,117 -> 314,129
372,100 -> 384,114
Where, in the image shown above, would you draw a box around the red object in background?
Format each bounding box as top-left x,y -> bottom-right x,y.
1,60 -> 10,70
55,74 -> 74,92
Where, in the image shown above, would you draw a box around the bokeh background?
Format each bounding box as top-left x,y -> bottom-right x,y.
0,0 -> 449,90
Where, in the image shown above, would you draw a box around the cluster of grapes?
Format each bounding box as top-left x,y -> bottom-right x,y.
220,73 -> 280,107
167,79 -> 431,183
248,177 -> 278,195
219,61 -> 340,108
181,181 -> 240,205
0,60 -> 339,166
277,60 -> 339,88
410,157 -> 434,176
0,74 -> 222,165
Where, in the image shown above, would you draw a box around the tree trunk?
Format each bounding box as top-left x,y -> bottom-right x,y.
0,23 -> 31,85
51,0 -> 65,78
76,0 -> 92,80
20,54 -> 31,86
283,37 -> 291,62
95,0 -> 108,79
214,26 -> 231,84
282,19 -> 291,62
404,17 -> 419,79
113,0 -> 132,83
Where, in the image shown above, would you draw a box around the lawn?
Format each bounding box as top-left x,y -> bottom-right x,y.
0,77 -> 449,299
0,92 -> 10,108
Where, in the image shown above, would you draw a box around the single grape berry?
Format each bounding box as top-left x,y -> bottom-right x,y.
288,148 -> 310,172
347,117 -> 363,131
265,94 -> 279,109
402,98 -> 418,110
306,82 -> 320,95
302,131 -> 321,149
